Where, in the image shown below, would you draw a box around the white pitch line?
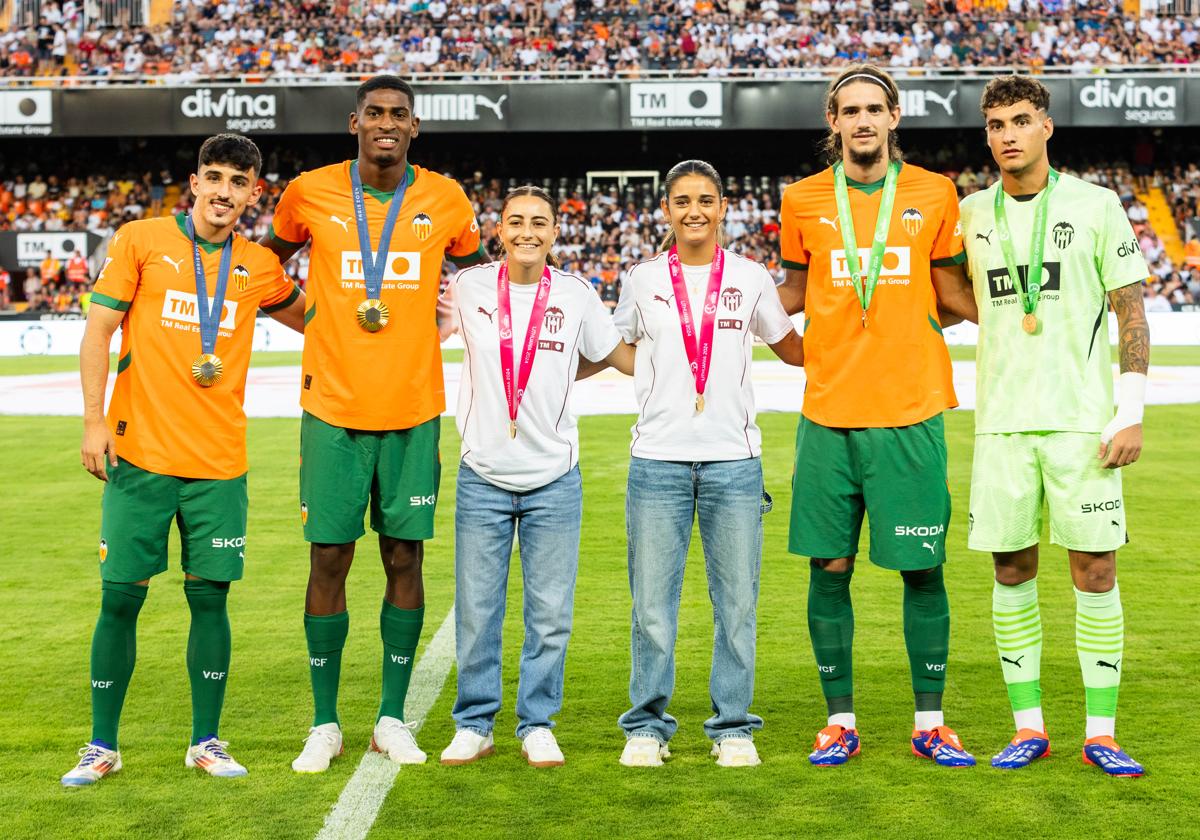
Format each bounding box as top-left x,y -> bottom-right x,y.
314,607 -> 457,840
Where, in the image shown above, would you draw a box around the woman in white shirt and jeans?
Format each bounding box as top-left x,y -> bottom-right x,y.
440,186 -> 633,768
613,160 -> 804,768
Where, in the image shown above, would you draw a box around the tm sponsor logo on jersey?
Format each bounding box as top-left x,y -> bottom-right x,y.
1078,79 -> 1178,125
340,251 -> 422,289
180,88 -> 278,132
830,247 -> 911,287
985,262 -> 1061,306
161,290 -> 238,333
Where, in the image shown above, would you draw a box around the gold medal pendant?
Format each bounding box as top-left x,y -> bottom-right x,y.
509,420 -> 517,439
356,298 -> 390,332
192,353 -> 223,387
1022,313 -> 1039,335
695,394 -> 705,414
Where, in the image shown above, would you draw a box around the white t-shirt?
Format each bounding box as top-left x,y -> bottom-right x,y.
613,249 -> 794,462
453,261 -> 621,492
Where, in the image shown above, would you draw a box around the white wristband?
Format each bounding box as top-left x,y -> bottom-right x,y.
1100,372 -> 1147,443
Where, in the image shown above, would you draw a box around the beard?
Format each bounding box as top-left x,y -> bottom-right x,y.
848,141 -> 884,168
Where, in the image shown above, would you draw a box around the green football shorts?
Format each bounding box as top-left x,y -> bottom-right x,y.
98,458 -> 248,583
788,414 -> 951,570
299,411 -> 441,544
968,431 -> 1127,553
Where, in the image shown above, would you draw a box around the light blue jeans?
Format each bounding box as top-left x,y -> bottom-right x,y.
619,456 -> 765,744
451,463 -> 581,739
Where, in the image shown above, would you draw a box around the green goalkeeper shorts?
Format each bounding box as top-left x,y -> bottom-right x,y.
968,431 -> 1127,553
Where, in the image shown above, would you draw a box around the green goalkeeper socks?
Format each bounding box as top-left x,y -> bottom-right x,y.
185,579 -> 231,745
378,601 -> 423,722
807,563 -> 854,715
305,611 -> 349,728
90,582 -> 148,749
1076,584 -> 1123,739
993,578 -> 1044,732
901,567 -> 950,711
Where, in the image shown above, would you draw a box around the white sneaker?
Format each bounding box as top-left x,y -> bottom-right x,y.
711,737 -> 761,767
292,723 -> 344,773
185,737 -> 248,777
521,728 -> 565,768
61,743 -> 122,787
371,716 -> 427,765
619,735 -> 670,767
440,730 -> 495,766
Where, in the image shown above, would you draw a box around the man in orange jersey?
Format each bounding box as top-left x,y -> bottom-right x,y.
63,134 -> 305,788
777,64 -> 979,769
261,75 -> 486,772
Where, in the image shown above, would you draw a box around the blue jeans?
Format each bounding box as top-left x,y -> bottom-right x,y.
452,463 -> 582,739
619,456 -> 765,744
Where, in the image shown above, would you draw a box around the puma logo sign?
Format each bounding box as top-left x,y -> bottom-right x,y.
1097,658 -> 1120,672
819,216 -> 838,230
652,293 -> 674,308
161,254 -> 184,273
477,306 -> 497,323
330,215 -> 350,232
922,541 -> 937,555
1112,520 -> 1120,527
475,93 -> 508,119
976,230 -> 993,245
1001,655 -> 1024,668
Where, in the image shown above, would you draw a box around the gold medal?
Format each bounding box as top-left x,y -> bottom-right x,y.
695,394 -> 705,414
192,353 -> 223,387
356,298 -> 390,332
1022,313 -> 1038,335
509,420 -> 517,439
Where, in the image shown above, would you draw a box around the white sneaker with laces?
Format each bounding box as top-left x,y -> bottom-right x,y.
61,743 -> 122,787
371,716 -> 427,765
521,728 -> 565,767
292,722 -> 344,773
711,737 -> 761,767
185,737 -> 248,777
619,735 -> 670,767
440,730 -> 495,766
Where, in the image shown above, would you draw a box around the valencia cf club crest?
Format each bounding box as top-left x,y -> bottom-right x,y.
1052,221 -> 1075,249
901,208 -> 925,237
99,539 -> 108,563
543,306 -> 564,334
300,502 -> 308,526
232,264 -> 250,292
721,287 -> 742,310
412,213 -> 433,241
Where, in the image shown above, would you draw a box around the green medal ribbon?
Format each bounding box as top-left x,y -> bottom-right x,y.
994,168 -> 1059,318
832,159 -> 900,328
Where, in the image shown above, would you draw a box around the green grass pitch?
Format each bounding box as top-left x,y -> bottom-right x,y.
1,408 -> 1196,839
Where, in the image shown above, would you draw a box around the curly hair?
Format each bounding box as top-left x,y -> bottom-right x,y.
980,75 -> 1051,114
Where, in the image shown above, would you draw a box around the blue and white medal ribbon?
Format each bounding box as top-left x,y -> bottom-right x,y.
350,160 -> 409,332
186,214 -> 233,387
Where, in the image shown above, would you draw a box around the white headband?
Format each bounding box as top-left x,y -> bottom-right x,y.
831,73 -> 891,94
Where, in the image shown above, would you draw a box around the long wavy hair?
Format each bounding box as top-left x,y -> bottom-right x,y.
821,63 -> 904,167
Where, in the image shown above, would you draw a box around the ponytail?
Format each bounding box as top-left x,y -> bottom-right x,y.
500,184 -> 561,270
659,159 -> 728,254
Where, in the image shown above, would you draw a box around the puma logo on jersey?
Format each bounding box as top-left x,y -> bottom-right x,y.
1001,655 -> 1024,668
922,541 -> 937,555
477,306 -> 497,323
818,216 -> 838,230
1097,658 -> 1120,672
329,214 -> 350,232
976,230 -> 993,245
161,254 -> 184,273
653,293 -> 674,308
475,93 -> 508,119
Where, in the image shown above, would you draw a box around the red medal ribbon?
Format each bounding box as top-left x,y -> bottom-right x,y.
497,261 -> 553,436
666,243 -> 723,407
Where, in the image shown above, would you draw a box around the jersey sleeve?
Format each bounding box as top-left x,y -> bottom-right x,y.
445,184 -> 487,266
91,225 -> 142,311
779,186 -> 809,271
1097,191 -> 1150,291
748,269 -> 795,344
612,269 -> 642,342
578,285 -> 622,362
269,176 -> 310,247
255,249 -> 301,313
930,177 -> 966,267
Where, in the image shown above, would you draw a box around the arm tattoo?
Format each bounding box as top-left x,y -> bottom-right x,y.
1108,283 -> 1150,374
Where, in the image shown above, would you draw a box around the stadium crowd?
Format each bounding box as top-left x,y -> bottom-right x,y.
2,0 -> 1198,79
2,154 -> 1197,314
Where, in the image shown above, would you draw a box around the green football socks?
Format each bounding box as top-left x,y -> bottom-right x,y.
305,611 -> 349,728
807,563 -> 855,716
90,581 -> 148,749
901,567 -> 950,725
378,601 -> 423,722
993,578 -> 1044,732
185,579 -> 231,745
1076,584 -> 1124,739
